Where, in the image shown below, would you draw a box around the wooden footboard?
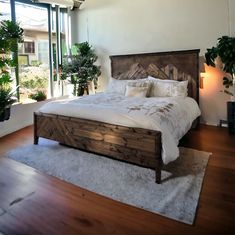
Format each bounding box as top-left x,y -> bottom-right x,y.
34,112 -> 162,183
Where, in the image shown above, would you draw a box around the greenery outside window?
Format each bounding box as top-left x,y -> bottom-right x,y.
0,0 -> 71,103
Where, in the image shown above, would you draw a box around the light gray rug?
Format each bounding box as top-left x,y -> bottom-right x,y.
6,139 -> 211,225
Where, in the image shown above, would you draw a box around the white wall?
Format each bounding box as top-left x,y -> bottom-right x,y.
229,0 -> 235,35
0,101 -> 48,138
73,0 -> 234,126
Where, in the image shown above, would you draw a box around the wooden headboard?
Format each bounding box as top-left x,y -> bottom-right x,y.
110,49 -> 200,104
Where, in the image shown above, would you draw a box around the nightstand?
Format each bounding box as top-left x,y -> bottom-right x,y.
227,101 -> 235,134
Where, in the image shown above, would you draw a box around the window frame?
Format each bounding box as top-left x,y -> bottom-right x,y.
6,0 -> 68,100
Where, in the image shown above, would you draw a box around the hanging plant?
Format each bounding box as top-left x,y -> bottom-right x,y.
0,19 -> 24,122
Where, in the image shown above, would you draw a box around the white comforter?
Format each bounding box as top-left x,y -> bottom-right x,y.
39,93 -> 201,164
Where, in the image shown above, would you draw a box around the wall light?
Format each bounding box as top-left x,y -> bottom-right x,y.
199,59 -> 207,89
200,72 -> 209,89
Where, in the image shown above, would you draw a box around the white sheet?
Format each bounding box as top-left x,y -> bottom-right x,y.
39,93 -> 201,164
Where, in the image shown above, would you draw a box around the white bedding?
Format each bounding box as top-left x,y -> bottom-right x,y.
39,93 -> 201,164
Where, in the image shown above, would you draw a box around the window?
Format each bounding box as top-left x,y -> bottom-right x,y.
24,41 -> 35,54
1,0 -> 71,102
0,0 -> 11,21
18,41 -> 35,54
15,1 -> 50,102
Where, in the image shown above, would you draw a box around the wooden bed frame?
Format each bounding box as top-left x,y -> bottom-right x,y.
34,49 -> 200,184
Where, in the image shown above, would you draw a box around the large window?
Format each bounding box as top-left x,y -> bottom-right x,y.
0,0 -> 11,21
15,1 -> 50,102
0,0 -> 71,103
24,41 -> 35,54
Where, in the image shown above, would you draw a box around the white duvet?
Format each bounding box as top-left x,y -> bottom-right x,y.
39,93 -> 201,164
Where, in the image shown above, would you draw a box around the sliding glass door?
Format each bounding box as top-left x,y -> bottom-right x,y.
1,0 -> 71,102
0,0 -> 11,20
15,1 -> 50,102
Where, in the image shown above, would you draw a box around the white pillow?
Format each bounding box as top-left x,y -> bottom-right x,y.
106,77 -> 150,95
125,85 -> 148,98
151,79 -> 188,97
148,76 -> 178,83
106,78 -> 129,94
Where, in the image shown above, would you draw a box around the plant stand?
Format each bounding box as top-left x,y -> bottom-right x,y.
0,107 -> 11,122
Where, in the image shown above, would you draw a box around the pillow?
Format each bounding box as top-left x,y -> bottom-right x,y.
106,78 -> 151,95
170,80 -> 188,97
127,79 -> 152,97
148,76 -> 178,83
117,63 -> 148,80
106,78 -> 129,94
151,80 -> 188,97
146,64 -> 169,79
125,85 -> 148,98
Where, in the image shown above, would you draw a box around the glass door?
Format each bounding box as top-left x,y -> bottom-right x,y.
15,1 -> 50,102
0,0 -> 11,21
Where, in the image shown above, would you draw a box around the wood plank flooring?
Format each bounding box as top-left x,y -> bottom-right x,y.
0,125 -> 234,235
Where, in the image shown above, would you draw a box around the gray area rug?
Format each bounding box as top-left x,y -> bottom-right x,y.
6,139 -> 211,225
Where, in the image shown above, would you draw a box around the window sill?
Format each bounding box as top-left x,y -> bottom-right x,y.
13,99 -> 50,106
13,95 -> 69,106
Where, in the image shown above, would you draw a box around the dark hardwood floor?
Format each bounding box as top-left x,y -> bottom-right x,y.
0,125 -> 234,235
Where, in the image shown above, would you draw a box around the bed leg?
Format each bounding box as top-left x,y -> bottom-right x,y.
34,112 -> 39,145
155,158 -> 162,184
155,168 -> 161,184
34,136 -> 39,145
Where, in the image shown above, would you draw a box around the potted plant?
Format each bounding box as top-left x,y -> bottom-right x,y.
29,90 -> 47,102
0,19 -> 24,121
205,36 -> 235,97
62,42 -> 101,96
0,85 -> 18,121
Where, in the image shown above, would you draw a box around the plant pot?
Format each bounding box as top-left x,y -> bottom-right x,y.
77,83 -> 89,96
233,77 -> 235,101
0,107 -> 11,122
35,98 -> 46,102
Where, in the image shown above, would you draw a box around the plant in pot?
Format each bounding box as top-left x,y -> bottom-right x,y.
62,42 -> 101,96
0,77 -> 18,121
205,36 -> 235,98
0,19 -> 24,122
29,90 -> 47,102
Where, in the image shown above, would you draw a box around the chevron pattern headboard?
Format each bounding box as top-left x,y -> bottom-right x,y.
110,49 -> 200,104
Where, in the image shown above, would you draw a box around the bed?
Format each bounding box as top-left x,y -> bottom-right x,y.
34,49 -> 200,184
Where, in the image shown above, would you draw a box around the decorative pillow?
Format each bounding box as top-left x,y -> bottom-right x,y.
170,80 -> 188,97
148,76 -> 178,83
146,64 -> 169,80
106,77 -> 129,94
117,63 -> 148,80
127,79 -> 152,97
151,80 -> 188,97
125,85 -> 148,98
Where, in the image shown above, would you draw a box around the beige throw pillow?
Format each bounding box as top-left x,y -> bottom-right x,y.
125,85 -> 148,98
127,80 -> 152,97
